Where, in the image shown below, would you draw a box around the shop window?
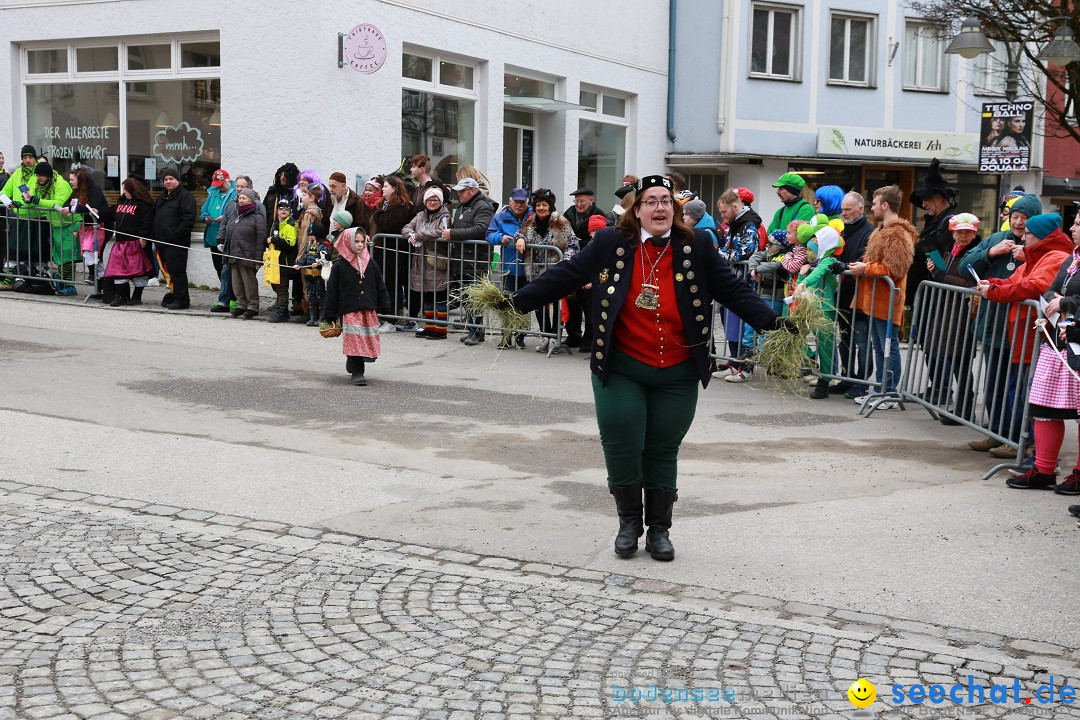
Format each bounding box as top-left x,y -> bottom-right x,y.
27,49 -> 67,75
578,86 -> 629,194
127,44 -> 171,71
401,49 -> 478,185
903,21 -> 947,92
750,3 -> 801,81
126,78 -> 220,200
76,47 -> 118,74
26,83 -> 121,189
829,13 -> 875,87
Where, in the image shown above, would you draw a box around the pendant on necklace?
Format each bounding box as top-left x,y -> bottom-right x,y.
1006,261 -> 1016,271
635,283 -> 660,310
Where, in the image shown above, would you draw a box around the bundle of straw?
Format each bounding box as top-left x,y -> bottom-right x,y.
458,276 -> 531,335
752,292 -> 833,390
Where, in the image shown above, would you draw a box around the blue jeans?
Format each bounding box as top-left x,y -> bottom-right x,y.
217,264 -> 234,306
869,317 -> 901,394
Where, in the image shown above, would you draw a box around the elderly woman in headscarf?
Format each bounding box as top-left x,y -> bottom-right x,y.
401,184 -> 452,339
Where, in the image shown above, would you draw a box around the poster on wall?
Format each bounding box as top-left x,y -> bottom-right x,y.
979,101 -> 1034,173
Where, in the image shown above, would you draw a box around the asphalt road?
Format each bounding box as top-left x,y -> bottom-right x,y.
2,291 -> 1078,650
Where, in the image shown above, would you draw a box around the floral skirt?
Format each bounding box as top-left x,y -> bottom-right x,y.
341,309 -> 381,360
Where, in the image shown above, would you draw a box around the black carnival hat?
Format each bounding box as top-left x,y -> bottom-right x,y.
635,175 -> 674,193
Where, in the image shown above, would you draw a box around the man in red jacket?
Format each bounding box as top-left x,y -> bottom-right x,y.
976,213 -> 1072,466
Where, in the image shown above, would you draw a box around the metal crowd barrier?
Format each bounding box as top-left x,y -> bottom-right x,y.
368,234 -> 571,355
896,280 -> 1040,479
2,207 -> 96,294
709,258 -> 900,409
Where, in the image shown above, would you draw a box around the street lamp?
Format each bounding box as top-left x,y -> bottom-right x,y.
945,14 -> 1080,100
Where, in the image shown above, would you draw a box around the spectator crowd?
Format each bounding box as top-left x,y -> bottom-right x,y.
3,145 -> 1080,521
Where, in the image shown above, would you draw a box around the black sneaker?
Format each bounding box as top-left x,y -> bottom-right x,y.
1005,468 -> 1058,490
1069,505 -> 1080,518
267,308 -> 289,323
1053,470 -> 1080,496
350,372 -> 367,386
243,309 -> 258,320
211,304 -> 230,313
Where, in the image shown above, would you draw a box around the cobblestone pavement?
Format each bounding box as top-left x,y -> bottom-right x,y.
1,483 -> 1078,720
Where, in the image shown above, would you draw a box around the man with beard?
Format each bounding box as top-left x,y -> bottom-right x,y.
766,172 -> 815,234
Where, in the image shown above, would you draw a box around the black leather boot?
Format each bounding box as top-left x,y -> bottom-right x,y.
809,379 -> 829,399
643,488 -> 678,561
109,283 -> 130,307
608,483 -> 644,558
129,286 -> 144,306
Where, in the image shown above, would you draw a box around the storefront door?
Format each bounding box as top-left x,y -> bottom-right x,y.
861,166 -> 915,222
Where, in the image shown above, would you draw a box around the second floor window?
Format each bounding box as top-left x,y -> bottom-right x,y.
903,21 -> 947,92
751,4 -> 800,80
829,13 -> 874,86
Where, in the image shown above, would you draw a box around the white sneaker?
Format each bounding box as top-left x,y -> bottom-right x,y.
712,367 -> 735,379
803,374 -> 818,384
725,369 -> 751,383
378,321 -> 396,334
147,277 -> 160,287
535,338 -> 551,353
875,401 -> 899,410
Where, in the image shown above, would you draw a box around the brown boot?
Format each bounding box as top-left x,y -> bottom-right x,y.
989,443 -> 1024,459
968,436 -> 1000,451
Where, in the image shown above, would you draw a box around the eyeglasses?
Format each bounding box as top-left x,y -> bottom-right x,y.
641,198 -> 674,210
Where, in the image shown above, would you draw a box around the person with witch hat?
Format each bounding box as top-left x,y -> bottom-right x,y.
507,175 -> 790,561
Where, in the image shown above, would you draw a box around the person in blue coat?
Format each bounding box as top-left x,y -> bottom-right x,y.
509,176 -> 788,563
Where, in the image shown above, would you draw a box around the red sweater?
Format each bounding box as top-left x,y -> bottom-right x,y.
614,242 -> 693,368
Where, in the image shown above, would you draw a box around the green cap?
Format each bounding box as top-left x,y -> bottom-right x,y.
771,172 -> 806,191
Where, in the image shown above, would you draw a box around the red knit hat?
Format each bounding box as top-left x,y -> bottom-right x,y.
736,187 -> 755,204
588,215 -> 607,233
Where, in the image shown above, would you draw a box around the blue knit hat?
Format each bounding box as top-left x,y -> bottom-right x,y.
1024,213 -> 1062,240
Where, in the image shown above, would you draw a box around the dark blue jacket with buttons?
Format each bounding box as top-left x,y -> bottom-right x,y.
512,227 -> 780,387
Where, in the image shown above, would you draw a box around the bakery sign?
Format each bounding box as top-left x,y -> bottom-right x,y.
817,127 -> 977,163
341,23 -> 387,74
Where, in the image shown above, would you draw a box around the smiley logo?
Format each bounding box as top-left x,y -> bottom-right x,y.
847,678 -> 876,708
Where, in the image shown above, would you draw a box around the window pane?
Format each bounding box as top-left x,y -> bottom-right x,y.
27,49 -> 67,74
180,41 -> 220,68
579,90 -> 597,110
400,90 -> 475,185
751,9 -> 769,73
26,82 -> 121,190
578,120 -> 625,198
403,53 -> 432,82
849,20 -> 867,83
126,78 -> 221,205
505,74 -> 555,99
76,47 -> 118,73
903,24 -> 919,86
921,34 -> 940,88
771,11 -> 792,77
128,45 -> 171,71
829,18 -> 846,80
439,61 -> 473,89
602,95 -> 626,118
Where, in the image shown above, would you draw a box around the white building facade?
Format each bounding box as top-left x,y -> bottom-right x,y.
1,0 -> 670,285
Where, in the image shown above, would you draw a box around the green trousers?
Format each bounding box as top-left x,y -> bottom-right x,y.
591,351 -> 700,491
